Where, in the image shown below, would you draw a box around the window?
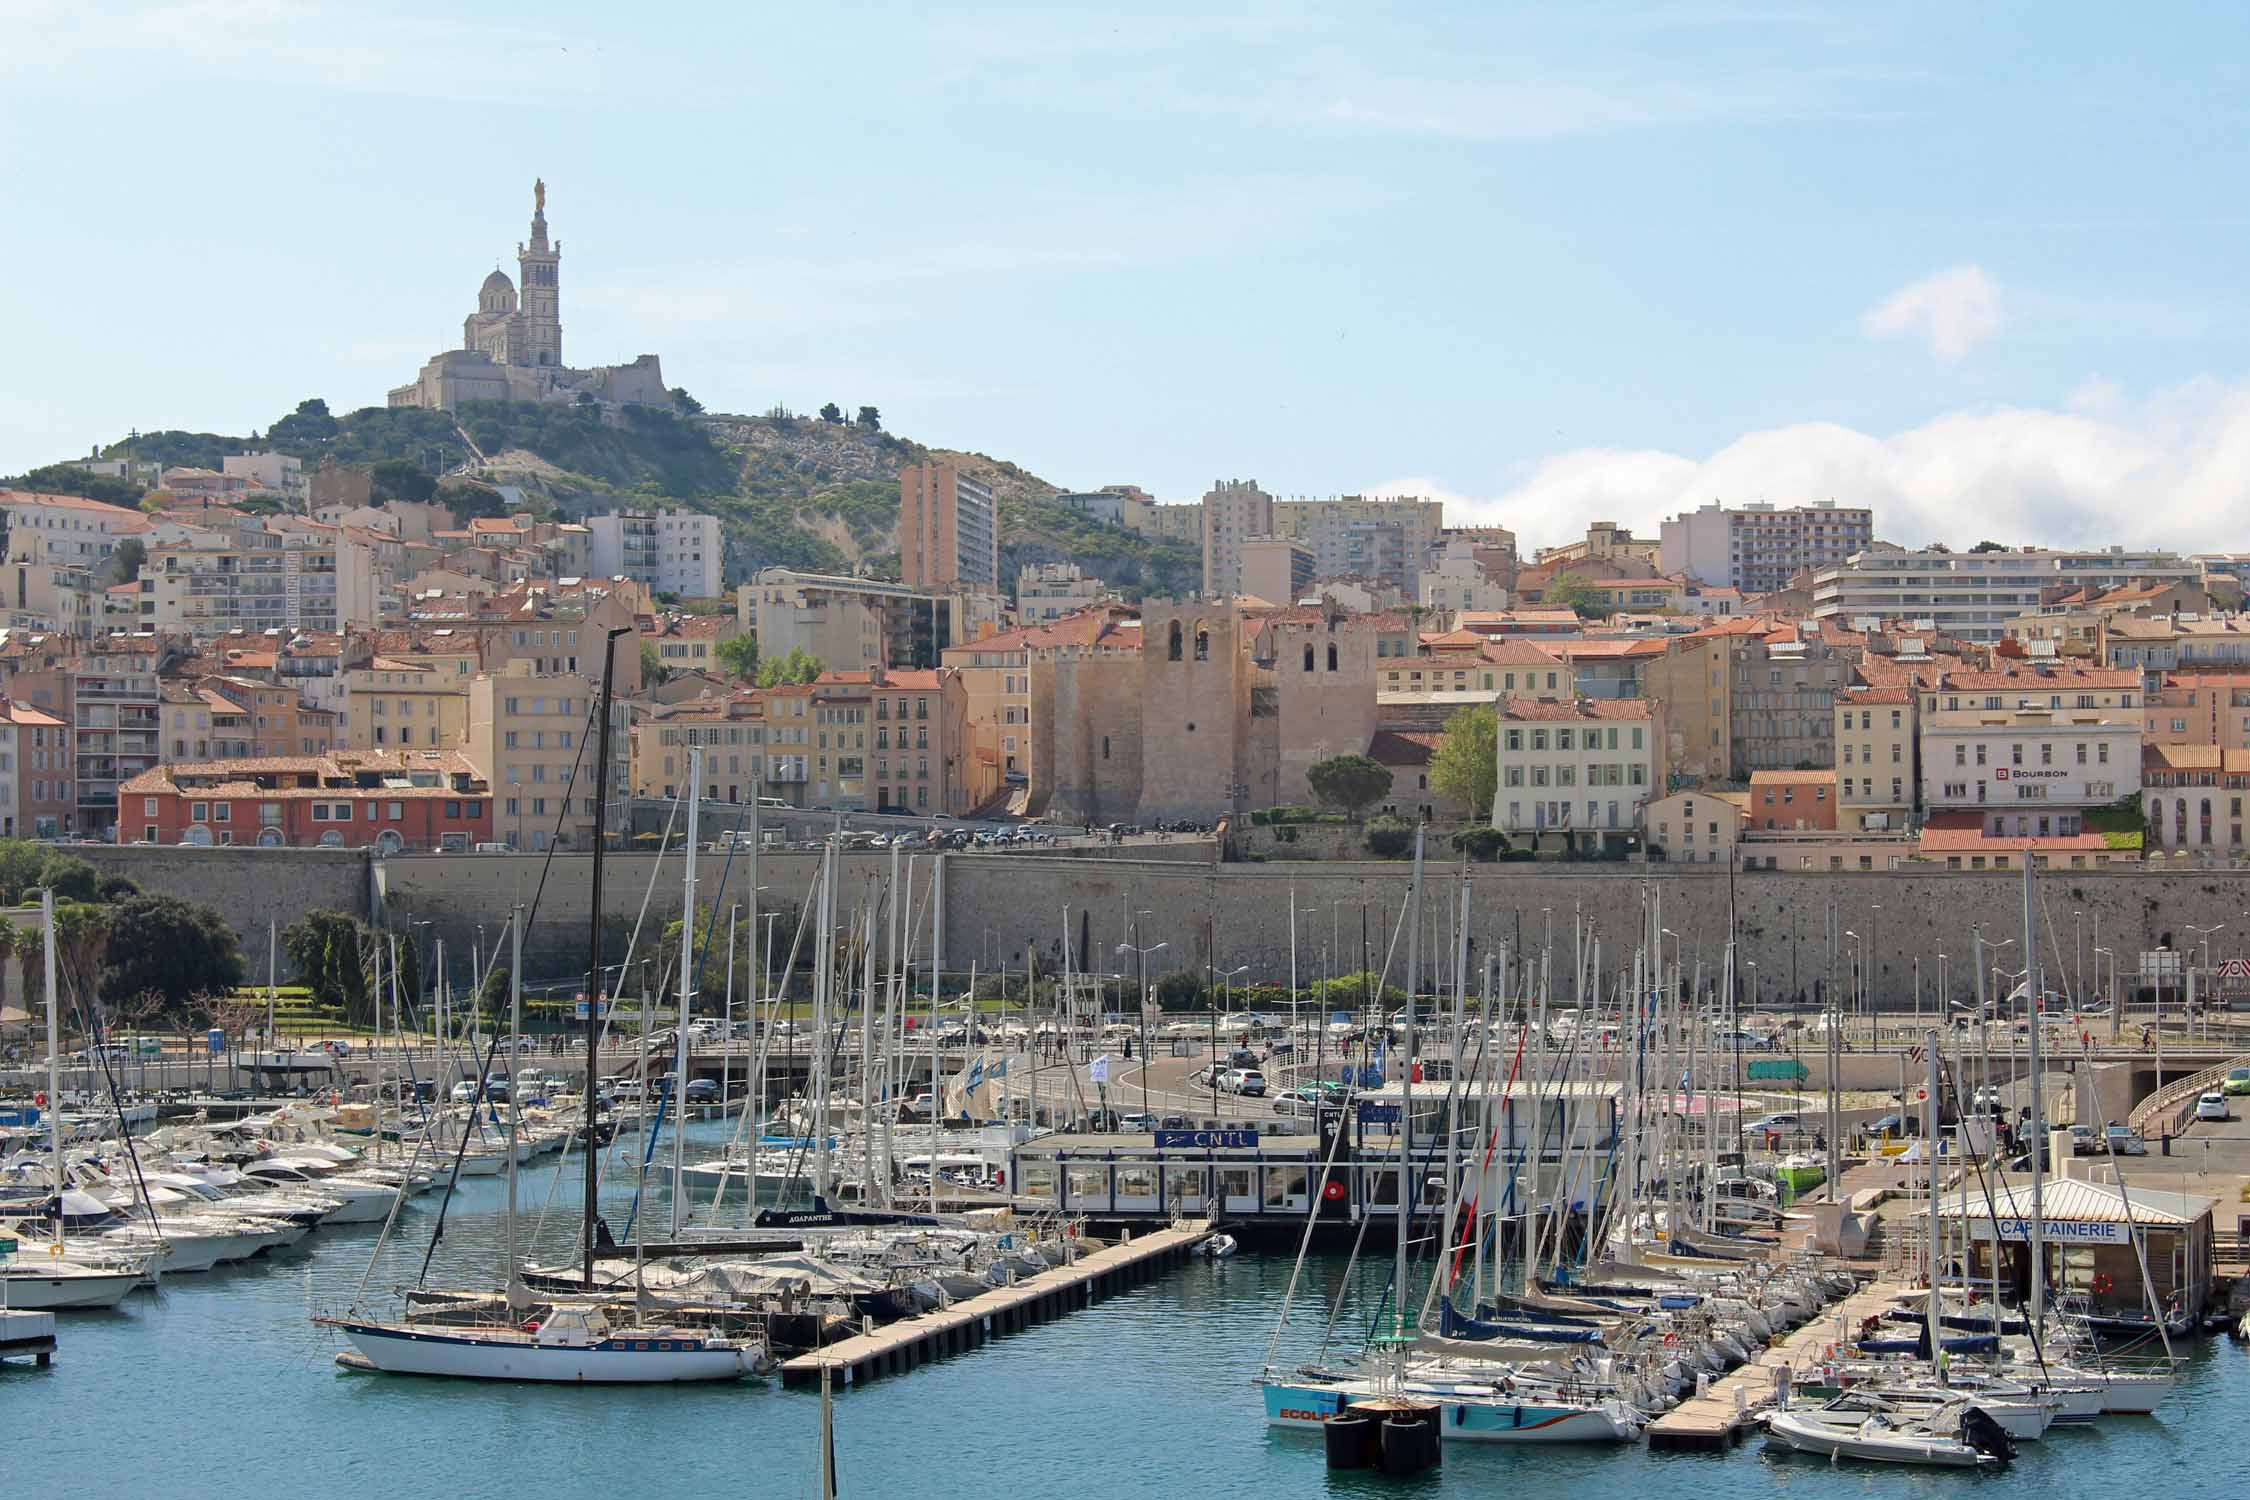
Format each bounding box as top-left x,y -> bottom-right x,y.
213,803 -> 230,822
190,801 -> 207,823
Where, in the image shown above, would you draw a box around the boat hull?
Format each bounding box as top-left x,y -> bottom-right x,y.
0,1267 -> 144,1309
333,1320 -> 751,1383
1262,1380 -> 1636,1443
1764,1411 -> 1994,1468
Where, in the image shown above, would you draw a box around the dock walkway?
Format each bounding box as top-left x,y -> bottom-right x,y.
1646,1279 -> 1906,1450
780,1221 -> 1212,1388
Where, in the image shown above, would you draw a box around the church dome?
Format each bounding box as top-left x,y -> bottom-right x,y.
478,269 -> 517,314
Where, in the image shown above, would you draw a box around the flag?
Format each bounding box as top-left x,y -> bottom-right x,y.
1090,1054 -> 1111,1086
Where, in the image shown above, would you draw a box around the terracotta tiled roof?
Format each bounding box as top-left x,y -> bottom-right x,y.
1367,729 -> 1442,764
1499,696 -> 1653,722
1749,769 -> 1836,786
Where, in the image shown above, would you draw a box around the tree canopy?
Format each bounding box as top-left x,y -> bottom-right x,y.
715,633 -> 758,679
756,646 -> 823,687
281,910 -> 373,1025
102,894 -> 245,1017
1306,753 -> 1393,817
1546,571 -> 1608,618
1428,703 -> 1498,819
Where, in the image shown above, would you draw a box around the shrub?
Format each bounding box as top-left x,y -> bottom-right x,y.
1450,827 -> 1506,862
1365,815 -> 1414,858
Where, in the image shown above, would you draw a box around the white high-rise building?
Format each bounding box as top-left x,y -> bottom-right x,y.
1811,547 -> 2198,645
1658,501 -> 1873,593
587,508 -> 722,598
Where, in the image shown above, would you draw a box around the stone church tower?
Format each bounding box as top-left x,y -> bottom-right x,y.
516,178 -> 562,368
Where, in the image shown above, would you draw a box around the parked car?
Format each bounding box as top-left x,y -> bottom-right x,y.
2195,1091 -> 2230,1122
1746,1112 -> 1802,1136
684,1077 -> 720,1104
2068,1123 -> 2100,1155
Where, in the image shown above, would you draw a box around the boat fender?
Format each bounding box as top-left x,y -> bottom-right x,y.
34,1091 -> 46,1108
522,1320 -> 542,1332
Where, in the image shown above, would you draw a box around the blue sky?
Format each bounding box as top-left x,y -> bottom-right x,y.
5,2 -> 2249,551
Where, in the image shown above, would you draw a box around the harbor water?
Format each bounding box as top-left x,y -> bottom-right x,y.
13,1121 -> 2248,1499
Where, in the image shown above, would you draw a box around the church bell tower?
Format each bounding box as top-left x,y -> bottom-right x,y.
516,178 -> 563,369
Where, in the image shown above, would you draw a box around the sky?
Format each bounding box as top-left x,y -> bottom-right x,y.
5,1 -> 2250,554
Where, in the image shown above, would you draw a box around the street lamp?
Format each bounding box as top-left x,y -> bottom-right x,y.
1843,931 -> 1862,1028
2186,923 -> 2225,1042
1115,935 -> 1167,1123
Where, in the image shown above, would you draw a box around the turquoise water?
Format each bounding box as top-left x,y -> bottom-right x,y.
12,1124 -> 2248,1499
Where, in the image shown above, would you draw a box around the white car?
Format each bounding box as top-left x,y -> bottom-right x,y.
2195,1091 -> 2230,1122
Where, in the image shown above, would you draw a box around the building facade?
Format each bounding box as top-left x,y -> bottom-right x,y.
119,750 -> 491,850
899,464 -> 999,591
1491,697 -> 1658,840
1811,547 -> 2199,644
586,509 -> 723,599
1658,501 -> 1873,593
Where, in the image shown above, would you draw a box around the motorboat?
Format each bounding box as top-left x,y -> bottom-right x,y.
1764,1393 -> 2013,1468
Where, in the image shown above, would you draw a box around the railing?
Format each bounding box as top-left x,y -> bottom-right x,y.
2128,1050 -> 2250,1136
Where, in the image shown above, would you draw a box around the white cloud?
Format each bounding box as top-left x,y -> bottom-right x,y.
1413,377 -> 2250,555
1861,264 -> 2003,360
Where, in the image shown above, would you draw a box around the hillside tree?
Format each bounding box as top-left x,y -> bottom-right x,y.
1429,704 -> 1498,820
1307,754 -> 1393,817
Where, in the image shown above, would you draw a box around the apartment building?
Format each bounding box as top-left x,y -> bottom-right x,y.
3,700 -> 71,837
756,675 -> 870,810
2147,673 -> 2250,752
341,657 -> 470,750
646,611 -> 741,677
465,662 -> 627,850
1747,768 -> 1839,831
1831,681 -> 1916,830
119,748 -> 490,850
1658,501 -> 1873,594
942,626 -> 1034,806
0,490 -> 151,571
632,692 -> 765,803
741,569 -> 1003,672
585,508 -> 723,598
161,676 -> 337,760
1491,697 -> 1657,841
2142,744 -> 2250,855
142,527 -> 378,634
1016,563 -> 1109,624
1810,547 -> 2198,644
1730,629 -> 1847,772
1643,789 -> 1747,865
1200,479 -> 1272,598
867,669 -> 960,815
1918,689 -> 2140,840
1270,494 -> 1444,597
34,646 -> 160,837
898,464 -> 999,591
1238,538 -> 1313,606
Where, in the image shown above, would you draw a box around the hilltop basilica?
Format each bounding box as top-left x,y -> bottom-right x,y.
387,181 -> 667,411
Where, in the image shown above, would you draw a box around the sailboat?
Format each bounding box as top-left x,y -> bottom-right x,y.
321,636 -> 763,1382
1259,834 -> 1643,1444
1,887 -> 150,1311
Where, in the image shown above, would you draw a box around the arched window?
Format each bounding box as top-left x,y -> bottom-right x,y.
1302,644 -> 1315,672
1327,644 -> 1339,672
1194,624 -> 1209,662
1167,621 -> 1183,662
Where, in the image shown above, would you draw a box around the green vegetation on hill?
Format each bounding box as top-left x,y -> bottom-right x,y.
38,392 -> 1203,601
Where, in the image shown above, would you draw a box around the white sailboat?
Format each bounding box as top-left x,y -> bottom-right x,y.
322,659 -> 764,1383
1,888 -> 151,1311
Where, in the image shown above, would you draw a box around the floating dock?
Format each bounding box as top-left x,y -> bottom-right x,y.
780,1221 -> 1213,1388
0,1308 -> 58,1367
1646,1279 -> 1907,1450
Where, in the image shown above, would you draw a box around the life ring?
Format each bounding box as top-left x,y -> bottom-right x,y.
2091,1273 -> 2114,1296
1663,1331 -> 1679,1346
48,1241 -> 65,1258
1322,1179 -> 1347,1202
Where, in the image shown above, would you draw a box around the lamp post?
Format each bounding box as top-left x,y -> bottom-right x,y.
1218,963 -> 1250,1115
1844,930 -> 1863,1037
1115,933 -> 1167,1123
2187,923 -> 2225,1044
2094,946 -> 2114,1049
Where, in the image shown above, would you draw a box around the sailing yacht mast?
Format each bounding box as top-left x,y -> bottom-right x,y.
503,906 -> 523,1299
673,749 -> 701,1236
582,626 -> 628,1288
1395,826 -> 1424,1361
2023,855 -> 2047,1334
41,888 -> 62,1255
